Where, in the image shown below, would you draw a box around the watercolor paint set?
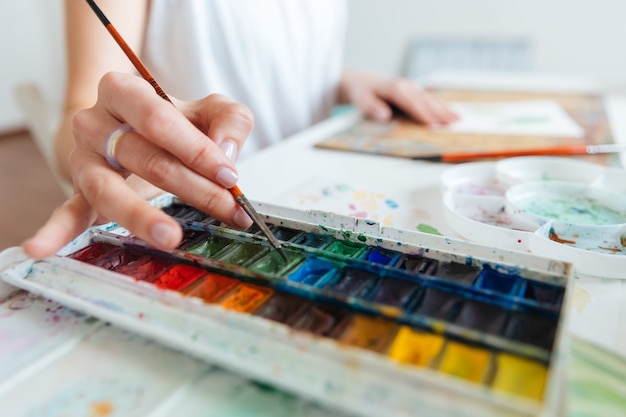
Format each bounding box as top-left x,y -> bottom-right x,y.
442,156 -> 626,279
0,194 -> 572,417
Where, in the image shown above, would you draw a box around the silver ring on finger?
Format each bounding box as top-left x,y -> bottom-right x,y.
104,123 -> 134,170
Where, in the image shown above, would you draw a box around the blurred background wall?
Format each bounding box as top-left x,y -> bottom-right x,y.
1,0 -> 625,132
345,0 -> 626,87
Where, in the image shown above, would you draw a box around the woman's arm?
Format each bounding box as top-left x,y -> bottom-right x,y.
24,1 -> 254,260
55,0 -> 149,180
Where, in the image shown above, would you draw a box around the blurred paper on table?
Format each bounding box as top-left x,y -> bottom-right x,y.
438,100 -> 584,138
316,90 -> 611,162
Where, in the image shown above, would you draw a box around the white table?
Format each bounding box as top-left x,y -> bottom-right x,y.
1,73 -> 626,416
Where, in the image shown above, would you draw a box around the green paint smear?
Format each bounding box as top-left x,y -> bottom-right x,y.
568,338 -> 626,416
417,224 -> 443,236
521,197 -> 626,225
202,371 -> 305,417
335,183 -> 354,192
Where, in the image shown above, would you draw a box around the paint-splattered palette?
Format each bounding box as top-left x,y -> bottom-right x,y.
442,156 -> 626,279
0,194 -> 572,417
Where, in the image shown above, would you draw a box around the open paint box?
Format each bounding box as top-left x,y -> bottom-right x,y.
442,156 -> 626,279
0,194 -> 572,417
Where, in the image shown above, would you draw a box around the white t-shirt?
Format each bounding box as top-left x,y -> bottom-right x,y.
142,0 -> 348,158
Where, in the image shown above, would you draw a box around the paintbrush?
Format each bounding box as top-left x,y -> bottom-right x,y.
85,0 -> 287,261
413,143 -> 626,163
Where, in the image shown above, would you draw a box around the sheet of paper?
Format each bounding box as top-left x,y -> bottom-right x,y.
438,100 -> 584,137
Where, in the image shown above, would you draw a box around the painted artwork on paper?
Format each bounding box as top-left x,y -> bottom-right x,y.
439,100 -> 583,137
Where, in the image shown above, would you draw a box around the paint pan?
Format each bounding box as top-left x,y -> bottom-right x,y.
269,226 -> 302,242
219,283 -> 274,313
253,291 -> 311,325
176,229 -> 213,250
324,267 -> 380,299
369,276 -> 420,308
454,299 -> 509,336
0,194 -> 572,417
185,272 -> 239,302
396,254 -> 439,275
86,246 -> 143,270
492,354 -> 547,400
214,241 -> 269,266
68,241 -> 119,263
292,304 -> 348,336
161,202 -> 216,223
476,268 -> 521,295
437,341 -> 492,383
331,314 -> 398,352
113,255 -> 176,282
154,264 -> 206,291
287,257 -> 338,286
363,247 -> 401,265
324,240 -> 366,258
387,326 -> 445,367
292,232 -> 335,249
413,286 -> 463,321
246,249 -> 306,276
435,261 -> 481,286
185,235 -> 233,257
506,311 -> 557,350
521,279 -> 564,307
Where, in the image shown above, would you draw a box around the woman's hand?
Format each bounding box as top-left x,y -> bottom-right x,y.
23,72 -> 254,259
339,70 -> 458,125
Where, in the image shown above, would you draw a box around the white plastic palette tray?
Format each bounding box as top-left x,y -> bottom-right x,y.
0,196 -> 572,417
442,156 -> 626,279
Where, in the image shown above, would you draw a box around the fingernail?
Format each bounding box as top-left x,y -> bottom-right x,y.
151,222 -> 178,248
220,140 -> 238,161
232,207 -> 253,229
372,107 -> 391,121
216,167 -> 239,188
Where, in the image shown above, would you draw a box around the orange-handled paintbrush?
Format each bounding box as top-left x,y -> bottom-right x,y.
413,143 -> 626,163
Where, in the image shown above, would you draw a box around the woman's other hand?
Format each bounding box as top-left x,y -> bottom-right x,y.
339,70 -> 458,125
